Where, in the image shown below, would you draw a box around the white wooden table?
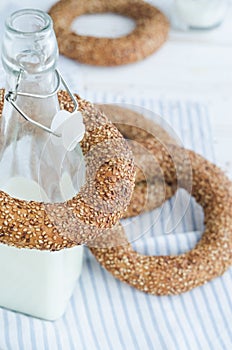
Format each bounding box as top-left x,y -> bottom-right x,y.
0,0 -> 231,176
68,3 -> 232,177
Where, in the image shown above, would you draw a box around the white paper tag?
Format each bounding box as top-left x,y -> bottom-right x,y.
51,110 -> 85,151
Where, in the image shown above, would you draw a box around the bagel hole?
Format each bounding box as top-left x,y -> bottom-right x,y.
71,13 -> 136,38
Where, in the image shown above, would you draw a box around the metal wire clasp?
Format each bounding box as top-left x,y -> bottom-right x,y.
5,69 -> 78,137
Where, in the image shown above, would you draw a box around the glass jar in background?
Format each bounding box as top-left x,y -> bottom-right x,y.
174,0 -> 228,30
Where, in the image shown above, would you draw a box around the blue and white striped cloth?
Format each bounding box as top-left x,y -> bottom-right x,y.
0,93 -> 231,350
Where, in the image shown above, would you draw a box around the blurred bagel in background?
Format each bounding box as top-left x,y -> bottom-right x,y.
49,0 -> 170,66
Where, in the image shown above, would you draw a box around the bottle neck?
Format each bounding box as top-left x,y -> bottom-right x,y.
1,9 -> 59,132
2,71 -> 59,138
0,9 -> 85,203
5,69 -> 57,95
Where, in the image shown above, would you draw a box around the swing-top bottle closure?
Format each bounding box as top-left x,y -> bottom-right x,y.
5,68 -> 79,137
2,9 -> 85,149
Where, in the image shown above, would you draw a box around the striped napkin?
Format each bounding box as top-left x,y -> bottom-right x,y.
0,92 -> 231,350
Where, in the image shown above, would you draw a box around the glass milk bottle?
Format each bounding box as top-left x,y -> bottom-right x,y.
0,9 -> 85,320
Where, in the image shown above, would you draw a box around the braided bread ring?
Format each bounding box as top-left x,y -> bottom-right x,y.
49,0 -> 169,66
0,90 -> 135,250
89,136 -> 232,295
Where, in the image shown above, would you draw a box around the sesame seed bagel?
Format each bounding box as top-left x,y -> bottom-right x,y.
0,89 -> 135,250
124,179 -> 174,218
97,104 -> 178,217
97,104 -> 178,182
49,0 -> 169,66
89,130 -> 232,295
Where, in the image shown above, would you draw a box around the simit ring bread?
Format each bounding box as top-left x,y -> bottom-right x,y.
0,89 -> 135,250
97,104 -> 178,217
89,123 -> 232,295
49,0 -> 169,66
